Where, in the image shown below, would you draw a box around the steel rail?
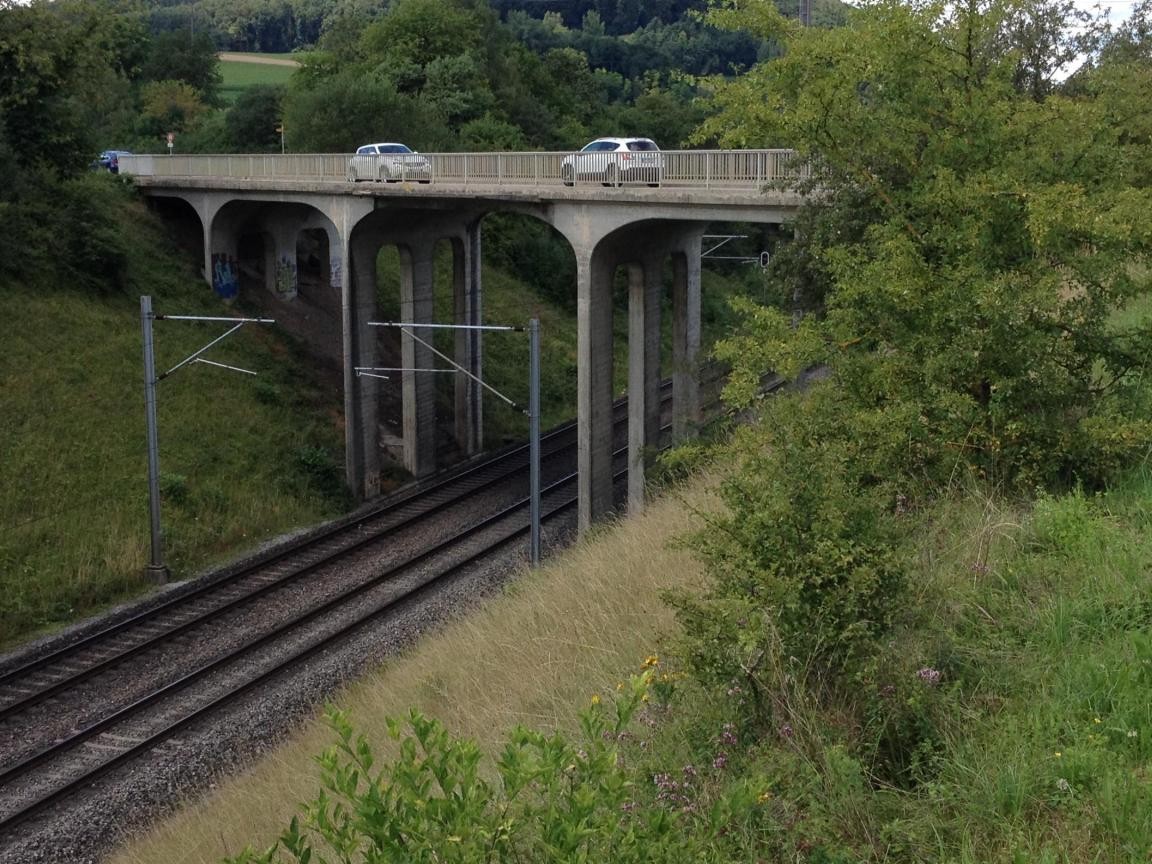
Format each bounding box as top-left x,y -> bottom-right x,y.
0,443 -> 636,837
0,367 -> 765,836
0,383 -> 669,702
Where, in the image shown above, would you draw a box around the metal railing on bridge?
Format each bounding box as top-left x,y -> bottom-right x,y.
118,149 -> 808,191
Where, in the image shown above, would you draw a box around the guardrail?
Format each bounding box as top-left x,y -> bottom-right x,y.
118,149 -> 807,191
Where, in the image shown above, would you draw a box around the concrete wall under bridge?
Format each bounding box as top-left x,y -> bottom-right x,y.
126,152 -> 806,532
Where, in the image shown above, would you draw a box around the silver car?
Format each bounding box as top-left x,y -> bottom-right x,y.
347,143 -> 432,183
560,137 -> 663,187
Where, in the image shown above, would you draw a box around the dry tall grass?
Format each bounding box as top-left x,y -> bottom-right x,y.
111,481 -> 718,864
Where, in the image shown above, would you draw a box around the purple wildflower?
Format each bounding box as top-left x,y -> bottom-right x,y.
916,667 -> 941,686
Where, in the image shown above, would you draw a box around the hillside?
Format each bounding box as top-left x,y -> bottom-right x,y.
111,468 -> 1152,864
0,183 -> 347,647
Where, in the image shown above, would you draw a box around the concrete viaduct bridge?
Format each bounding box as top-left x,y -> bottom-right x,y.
120,149 -> 806,532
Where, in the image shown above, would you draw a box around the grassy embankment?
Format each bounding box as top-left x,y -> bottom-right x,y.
109,455 -> 1152,863
110,481 -> 715,863
107,279 -> 1152,861
0,181 -> 345,648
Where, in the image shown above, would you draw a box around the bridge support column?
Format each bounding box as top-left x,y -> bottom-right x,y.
453,222 -> 483,455
208,219 -> 240,301
627,255 -> 663,513
672,232 -> 703,440
346,232 -> 381,498
576,250 -> 616,533
401,241 -> 437,478
266,222 -> 299,299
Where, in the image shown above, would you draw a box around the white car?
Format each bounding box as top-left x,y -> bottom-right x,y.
347,143 -> 432,183
560,137 -> 663,187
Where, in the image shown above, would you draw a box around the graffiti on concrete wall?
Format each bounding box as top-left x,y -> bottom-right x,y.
275,255 -> 297,296
212,254 -> 238,299
330,255 -> 342,290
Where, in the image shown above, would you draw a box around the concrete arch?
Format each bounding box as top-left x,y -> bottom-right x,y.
343,207 -> 486,490
564,219 -> 707,527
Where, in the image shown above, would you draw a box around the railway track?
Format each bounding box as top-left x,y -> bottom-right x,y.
0,386 -> 674,839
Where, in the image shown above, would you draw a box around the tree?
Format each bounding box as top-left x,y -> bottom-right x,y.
140,30 -> 222,106
699,0 -> 1152,490
282,70 -> 445,152
226,84 -> 286,151
360,0 -> 485,77
139,80 -> 209,136
0,0 -> 135,290
0,0 -> 114,174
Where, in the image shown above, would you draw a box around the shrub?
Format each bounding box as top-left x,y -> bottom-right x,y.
222,674 -> 691,864
668,385 -> 909,716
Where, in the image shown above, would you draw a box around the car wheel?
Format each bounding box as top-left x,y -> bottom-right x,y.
561,164 -> 574,187
602,164 -> 618,187
347,167 -> 359,182
379,166 -> 391,183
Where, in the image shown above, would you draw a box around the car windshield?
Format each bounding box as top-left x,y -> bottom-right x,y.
626,141 -> 658,151
378,145 -> 413,154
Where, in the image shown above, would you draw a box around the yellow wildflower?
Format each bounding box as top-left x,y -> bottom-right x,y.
643,654 -> 659,668
590,694 -> 601,706
757,791 -> 773,803
1054,751 -> 1062,758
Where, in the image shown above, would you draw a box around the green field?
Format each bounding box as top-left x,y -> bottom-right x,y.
218,54 -> 302,103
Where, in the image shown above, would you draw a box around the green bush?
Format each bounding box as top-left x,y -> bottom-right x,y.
223,675 -> 690,864
295,444 -> 345,501
668,385 -> 909,715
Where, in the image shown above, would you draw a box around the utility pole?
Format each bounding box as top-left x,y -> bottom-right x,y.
528,318 -> 541,565
141,296 -> 166,583
139,297 -> 275,583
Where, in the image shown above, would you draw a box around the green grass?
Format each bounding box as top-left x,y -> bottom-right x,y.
219,57 -> 299,104
0,186 -> 346,647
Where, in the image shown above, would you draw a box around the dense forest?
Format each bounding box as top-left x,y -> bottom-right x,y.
143,0 -> 844,58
